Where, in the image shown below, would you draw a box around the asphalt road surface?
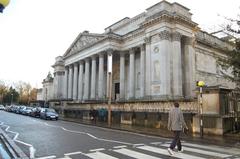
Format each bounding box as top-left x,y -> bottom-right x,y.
0,110 -> 240,159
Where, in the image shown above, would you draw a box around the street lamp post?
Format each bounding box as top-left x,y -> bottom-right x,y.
107,52 -> 113,127
0,0 -> 10,13
197,81 -> 205,138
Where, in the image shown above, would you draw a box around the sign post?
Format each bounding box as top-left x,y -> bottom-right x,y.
197,81 -> 205,138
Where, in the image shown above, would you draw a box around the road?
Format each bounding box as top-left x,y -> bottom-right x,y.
0,110 -> 239,159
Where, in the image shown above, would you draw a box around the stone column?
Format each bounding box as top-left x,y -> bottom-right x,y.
78,61 -> 84,101
144,37 -> 151,98
172,32 -> 183,98
98,53 -> 104,99
64,67 -> 68,99
83,58 -> 90,100
159,30 -> 171,96
120,52 -> 125,100
140,44 -> 145,98
68,65 -> 73,99
129,48 -> 135,99
183,37 -> 196,98
90,55 -> 97,99
73,63 -> 78,100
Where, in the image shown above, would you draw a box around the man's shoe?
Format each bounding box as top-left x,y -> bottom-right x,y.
168,148 -> 174,155
178,148 -> 184,153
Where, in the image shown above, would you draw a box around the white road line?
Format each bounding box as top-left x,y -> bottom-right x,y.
86,133 -> 97,139
114,148 -> 161,159
0,121 -> 36,158
85,151 -> 119,159
13,132 -> 19,140
58,156 -> 72,159
15,139 -> 33,147
89,148 -> 105,152
161,144 -> 232,158
59,120 -> 169,140
182,142 -> 240,155
64,151 -> 82,156
133,143 -> 145,147
35,155 -> 56,159
151,142 -> 162,145
138,145 -> 205,159
44,122 -> 133,145
113,145 -> 127,149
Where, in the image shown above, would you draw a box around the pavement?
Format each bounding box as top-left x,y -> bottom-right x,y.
60,117 -> 240,148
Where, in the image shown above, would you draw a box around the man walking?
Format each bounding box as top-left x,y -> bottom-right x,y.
167,102 -> 188,155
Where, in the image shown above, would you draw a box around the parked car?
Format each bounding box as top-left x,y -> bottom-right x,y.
5,106 -> 11,112
19,106 -> 27,114
30,107 -> 41,117
40,108 -> 58,120
0,105 -> 5,110
22,107 -> 33,115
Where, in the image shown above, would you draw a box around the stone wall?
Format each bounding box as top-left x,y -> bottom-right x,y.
195,46 -> 236,89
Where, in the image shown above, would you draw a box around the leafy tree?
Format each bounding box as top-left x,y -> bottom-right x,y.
218,17 -> 240,89
14,81 -> 33,105
0,80 -> 8,104
3,87 -> 19,105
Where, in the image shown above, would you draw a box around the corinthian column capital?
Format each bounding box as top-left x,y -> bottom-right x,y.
172,32 -> 181,41
144,37 -> 151,44
159,30 -> 171,41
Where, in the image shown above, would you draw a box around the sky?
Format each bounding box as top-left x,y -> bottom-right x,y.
0,0 -> 239,88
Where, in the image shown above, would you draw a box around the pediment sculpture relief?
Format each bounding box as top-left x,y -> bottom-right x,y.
66,34 -> 104,56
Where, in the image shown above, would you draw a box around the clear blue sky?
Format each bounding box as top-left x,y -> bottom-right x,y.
0,0 -> 239,88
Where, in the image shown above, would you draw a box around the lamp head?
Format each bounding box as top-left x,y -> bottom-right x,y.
196,81 -> 205,87
0,0 -> 10,13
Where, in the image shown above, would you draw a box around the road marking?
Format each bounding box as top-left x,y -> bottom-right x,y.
114,148 -> 161,159
85,151 -> 118,159
59,120 -> 169,140
58,156 -> 72,159
151,142 -> 162,145
182,142 -> 240,155
15,139 -> 32,147
138,145 -> 205,159
86,133 -> 97,139
89,148 -> 105,152
36,155 -> 56,159
64,151 -> 82,156
44,122 -> 133,145
133,143 -> 145,147
161,144 -> 232,158
0,121 -> 36,158
113,145 -> 127,149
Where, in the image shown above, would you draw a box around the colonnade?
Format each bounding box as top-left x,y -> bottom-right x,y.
62,31 -> 195,101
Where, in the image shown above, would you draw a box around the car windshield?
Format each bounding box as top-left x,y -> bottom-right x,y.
46,109 -> 56,113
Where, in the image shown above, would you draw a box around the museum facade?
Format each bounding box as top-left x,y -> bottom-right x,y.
41,1 -> 234,103
36,0 -> 240,135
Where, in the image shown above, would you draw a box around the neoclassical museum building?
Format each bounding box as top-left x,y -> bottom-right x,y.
38,1 -> 238,134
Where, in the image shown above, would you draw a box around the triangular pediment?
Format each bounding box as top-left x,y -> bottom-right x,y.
63,32 -> 105,57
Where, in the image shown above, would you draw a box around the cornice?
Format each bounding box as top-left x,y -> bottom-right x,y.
122,28 -> 145,41
141,11 -> 197,30
195,31 -> 233,53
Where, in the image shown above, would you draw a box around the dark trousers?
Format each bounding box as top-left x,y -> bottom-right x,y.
170,131 -> 182,151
